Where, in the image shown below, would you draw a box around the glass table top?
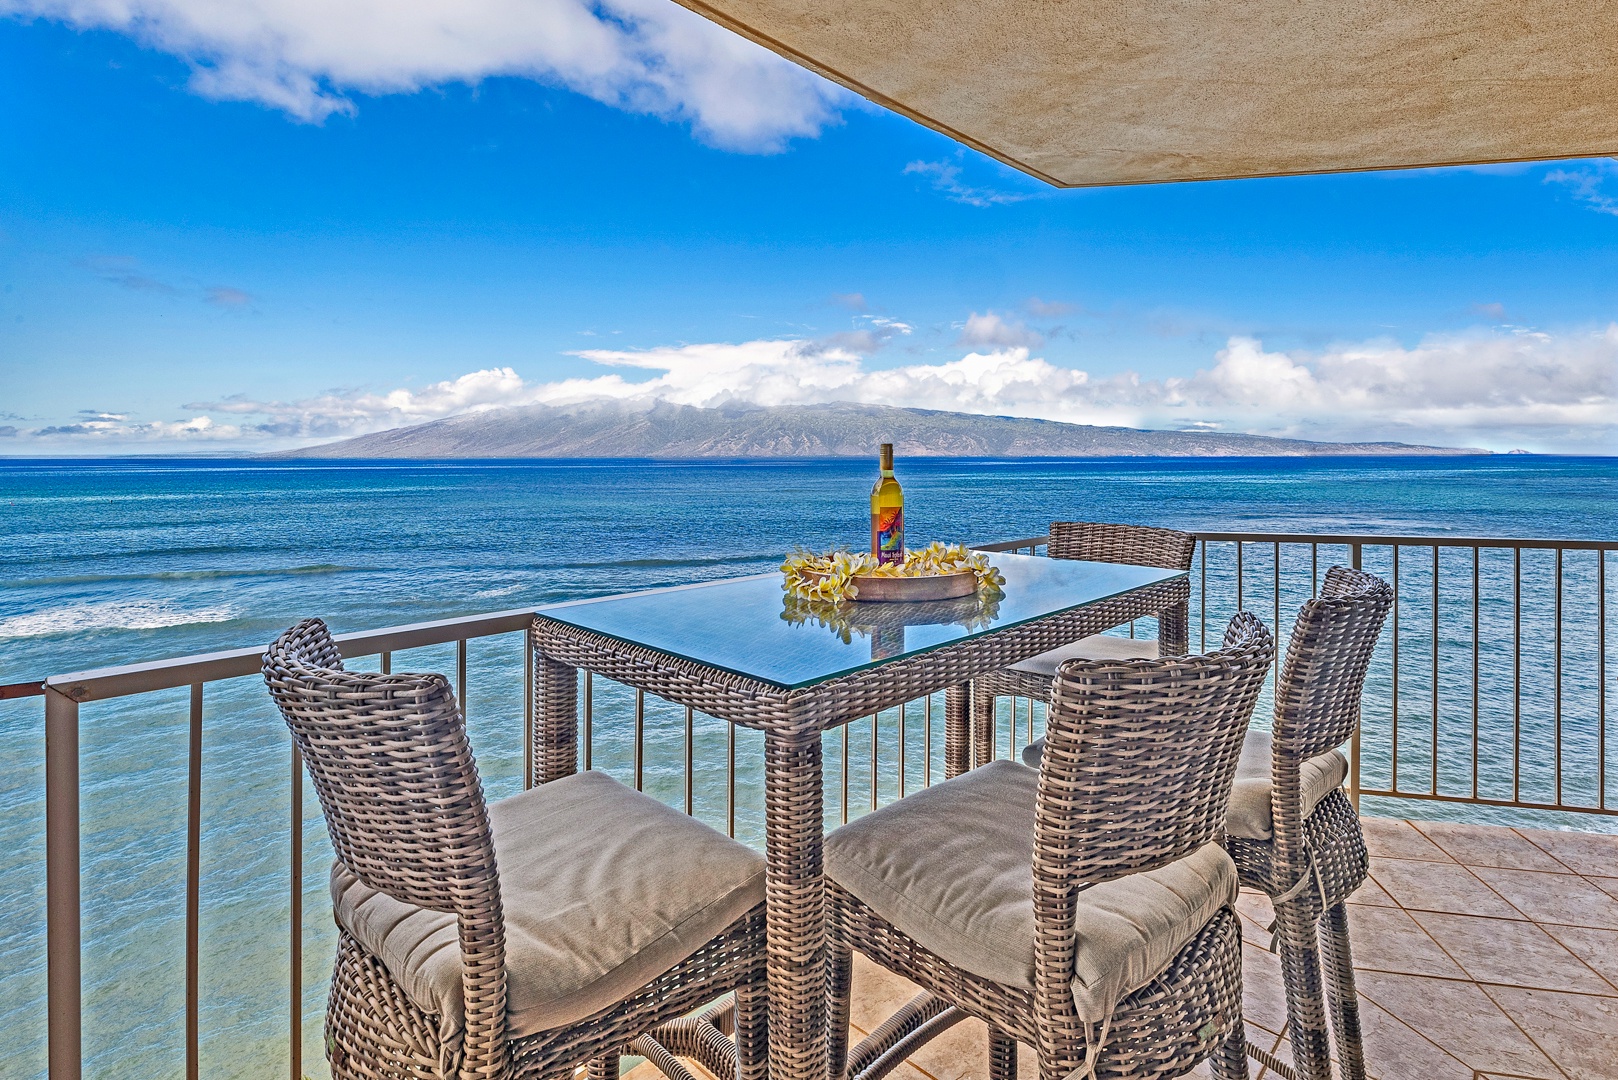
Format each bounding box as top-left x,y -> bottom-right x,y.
537,552 -> 1185,690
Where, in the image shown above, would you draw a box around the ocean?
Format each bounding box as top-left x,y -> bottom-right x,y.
2,454 -> 1615,1078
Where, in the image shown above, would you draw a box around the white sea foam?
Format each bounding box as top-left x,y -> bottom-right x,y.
471,584 -> 525,599
0,600 -> 238,639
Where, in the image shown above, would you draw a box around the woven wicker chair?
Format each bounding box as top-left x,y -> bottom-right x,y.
1220,567 -> 1393,1080
973,521 -> 1196,769
264,618 -> 768,1080
1024,567 -> 1393,1080
825,612 -> 1276,1080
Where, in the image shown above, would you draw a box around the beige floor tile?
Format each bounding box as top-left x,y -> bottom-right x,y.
1540,925 -> 1618,992
1471,866 -> 1618,930
848,953 -> 931,1038
1411,911 -> 1615,993
1516,827 -> 1618,877
1355,970 -> 1560,1078
1362,817 -> 1457,862
1589,877 -> 1618,902
1350,876 -> 1399,907
1347,905 -> 1468,978
1355,994 -> 1476,1080
1236,888 -> 1275,946
1371,857 -> 1522,918
1416,821 -> 1572,872
1484,985 -> 1618,1080
903,1013 -> 989,1080
1240,939 -> 1291,1036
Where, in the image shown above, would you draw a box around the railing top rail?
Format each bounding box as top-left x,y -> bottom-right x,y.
971,537 -> 1050,552
42,606 -> 539,704
981,532 -> 1618,552
1192,531 -> 1618,551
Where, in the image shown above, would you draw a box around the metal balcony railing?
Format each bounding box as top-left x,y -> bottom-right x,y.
2,530 -> 1613,1080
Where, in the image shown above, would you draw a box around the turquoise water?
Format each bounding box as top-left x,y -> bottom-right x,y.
1,454 -> 1615,1078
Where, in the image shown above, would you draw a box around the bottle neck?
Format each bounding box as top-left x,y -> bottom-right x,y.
879,468 -> 894,478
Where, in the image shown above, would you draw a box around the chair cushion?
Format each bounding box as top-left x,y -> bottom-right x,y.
1225,729 -> 1349,841
1009,634 -> 1158,677
330,770 -> 765,1041
824,759 -> 1237,1022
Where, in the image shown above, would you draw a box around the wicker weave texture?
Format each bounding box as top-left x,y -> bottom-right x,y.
973,522 -> 1197,765
265,618 -> 766,1080
265,618 -> 510,1080
830,613 -> 1275,1080
530,573 -> 1187,1080
1232,565 -> 1393,1080
1046,522 -> 1197,570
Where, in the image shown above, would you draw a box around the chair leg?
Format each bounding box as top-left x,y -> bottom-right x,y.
987,1027 -> 1017,1080
827,942 -> 854,1080
1272,898 -> 1334,1080
1209,1021 -> 1250,1080
736,971 -> 770,1080
586,1055 -> 618,1080
1321,901 -> 1367,1080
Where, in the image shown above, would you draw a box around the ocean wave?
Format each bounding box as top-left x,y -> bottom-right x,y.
548,554 -> 777,571
471,584 -> 526,599
0,600 -> 239,639
2,564 -> 358,588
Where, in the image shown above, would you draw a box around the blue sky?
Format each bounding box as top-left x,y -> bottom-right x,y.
1,2 -> 1615,454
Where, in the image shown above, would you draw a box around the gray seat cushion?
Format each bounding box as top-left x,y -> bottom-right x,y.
824,760 -> 1237,1023
1225,729 -> 1349,841
330,770 -> 765,1041
1009,634 -> 1158,677
1024,729 -> 1348,840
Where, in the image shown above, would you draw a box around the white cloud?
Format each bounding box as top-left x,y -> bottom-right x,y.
1545,160 -> 1618,217
32,412 -> 241,442
903,159 -> 1032,207
958,312 -> 1043,349
24,325 -> 1618,453
4,0 -> 845,150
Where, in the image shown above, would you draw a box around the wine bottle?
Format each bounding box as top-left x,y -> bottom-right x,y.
871,443 -> 904,565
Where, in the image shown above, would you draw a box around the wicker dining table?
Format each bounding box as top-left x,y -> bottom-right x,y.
528,551 -> 1189,1080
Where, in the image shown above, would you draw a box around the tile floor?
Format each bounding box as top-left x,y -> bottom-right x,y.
627,818 -> 1618,1080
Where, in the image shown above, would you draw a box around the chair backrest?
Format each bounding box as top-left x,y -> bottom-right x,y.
1047,521 -> 1197,571
1034,611 -> 1275,889
263,619 -> 510,1075
263,618 -> 500,913
1273,565 -> 1394,762
1029,613 -> 1273,1065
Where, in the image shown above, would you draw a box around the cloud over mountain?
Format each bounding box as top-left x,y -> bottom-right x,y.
31,323 -> 1612,453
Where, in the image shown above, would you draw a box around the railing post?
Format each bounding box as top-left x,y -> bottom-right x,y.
45,686 -> 81,1080
186,684 -> 203,1080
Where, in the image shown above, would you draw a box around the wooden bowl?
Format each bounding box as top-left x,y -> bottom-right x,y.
797,567 -> 979,603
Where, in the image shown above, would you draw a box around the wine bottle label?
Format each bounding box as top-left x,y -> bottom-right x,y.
875,507 -> 904,564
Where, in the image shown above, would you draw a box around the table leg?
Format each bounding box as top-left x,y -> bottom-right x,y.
763,719 -> 828,1080
1160,599 -> 1190,658
943,683 -> 971,779
531,646 -> 579,783
970,682 -> 996,769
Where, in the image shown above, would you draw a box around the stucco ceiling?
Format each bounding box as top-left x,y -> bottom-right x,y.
676,0 -> 1618,185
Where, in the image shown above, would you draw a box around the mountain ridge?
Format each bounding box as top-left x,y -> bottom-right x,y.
271,401 -> 1488,458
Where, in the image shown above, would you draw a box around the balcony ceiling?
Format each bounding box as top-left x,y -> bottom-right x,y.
674,0 -> 1618,186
